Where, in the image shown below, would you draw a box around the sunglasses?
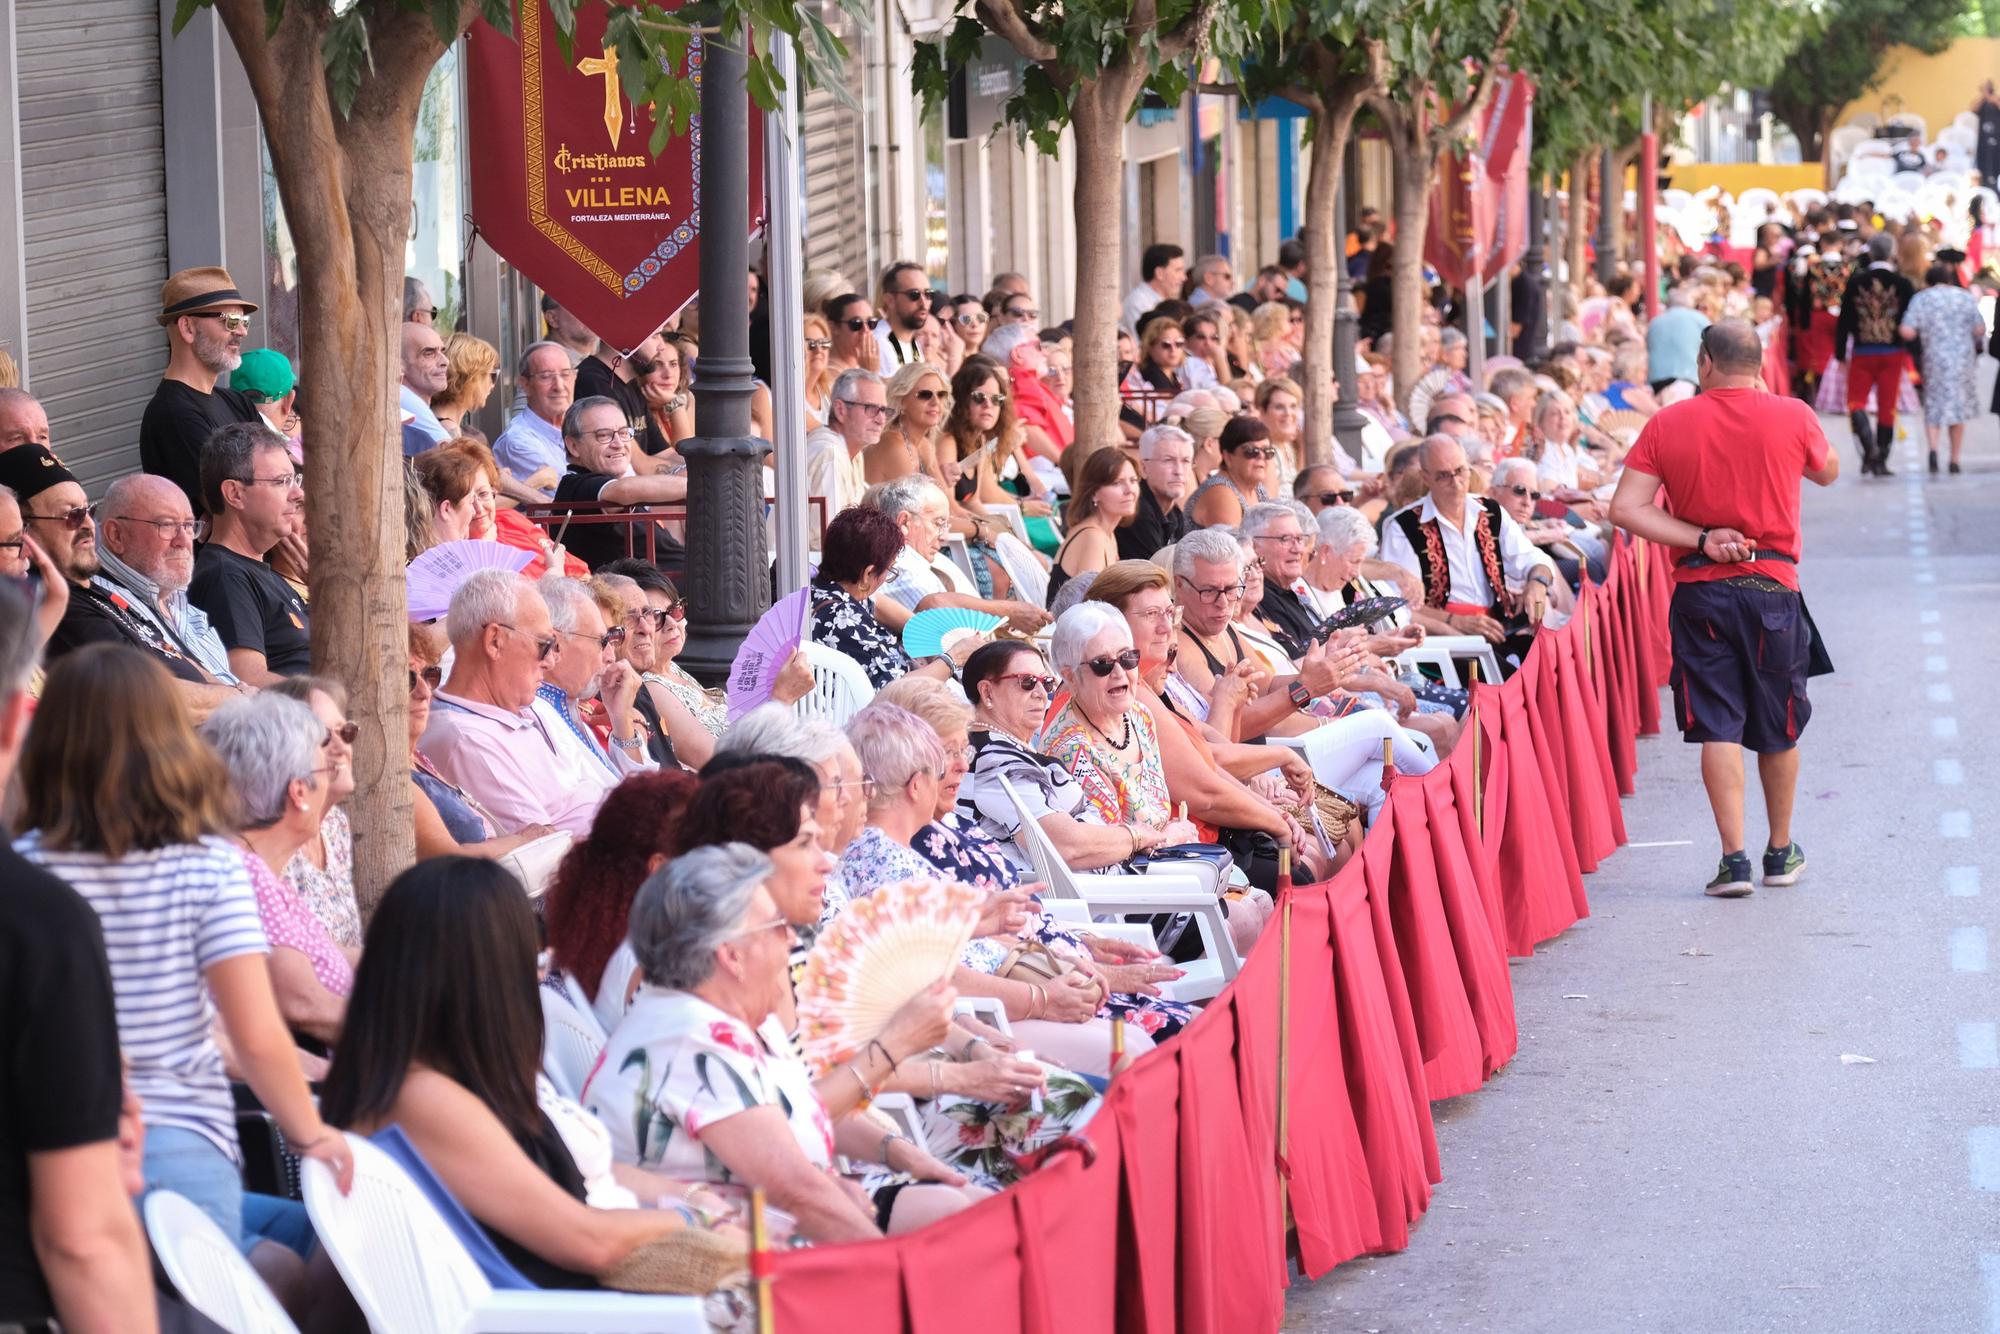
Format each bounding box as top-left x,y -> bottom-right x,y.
193,311 -> 253,332
805,338 -> 832,352
409,664 -> 443,694
968,391 -> 1007,408
893,288 -> 929,301
27,502 -> 97,530
1235,446 -> 1278,461
841,317 -> 872,332
1504,484 -> 1542,501
1318,491 -> 1355,506
497,623 -> 559,660
321,722 -> 360,747
565,625 -> 627,650
955,312 -> 988,327
1084,648 -> 1142,677
1155,339 -> 1186,351
992,671 -> 1058,695
909,388 -> 945,402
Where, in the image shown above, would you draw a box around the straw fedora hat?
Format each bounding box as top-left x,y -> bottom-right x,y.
157,266 -> 258,327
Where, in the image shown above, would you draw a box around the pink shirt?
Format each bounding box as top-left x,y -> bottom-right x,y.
416,689 -> 612,837
241,846 -> 352,997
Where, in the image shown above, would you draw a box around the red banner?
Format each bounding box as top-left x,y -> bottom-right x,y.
466,1 -> 765,351
1424,73 -> 1535,290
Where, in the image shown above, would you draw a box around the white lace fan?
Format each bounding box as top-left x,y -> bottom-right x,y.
796,876 -> 985,1071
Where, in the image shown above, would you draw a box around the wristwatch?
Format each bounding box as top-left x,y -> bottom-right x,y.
1287,680 -> 1311,711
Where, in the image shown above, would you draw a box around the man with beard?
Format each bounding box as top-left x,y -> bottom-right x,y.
139,267 -> 260,513
0,441 -> 234,715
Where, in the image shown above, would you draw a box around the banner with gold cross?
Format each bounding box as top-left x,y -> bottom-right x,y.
467,0 -> 766,351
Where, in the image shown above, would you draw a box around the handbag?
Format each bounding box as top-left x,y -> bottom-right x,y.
497,830 -> 574,899
997,940 -> 1107,1006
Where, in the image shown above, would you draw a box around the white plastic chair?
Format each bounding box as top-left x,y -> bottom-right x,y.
795,641 -> 875,726
303,1134 -> 707,1334
540,984 -> 607,1101
989,530 -> 1048,608
941,538 -> 977,587
953,995 -> 1014,1036
144,1191 -> 300,1334
872,1092 -> 925,1142
996,775 -> 1238,1000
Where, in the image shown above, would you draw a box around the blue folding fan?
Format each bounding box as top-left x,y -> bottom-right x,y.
902,607 -> 1003,659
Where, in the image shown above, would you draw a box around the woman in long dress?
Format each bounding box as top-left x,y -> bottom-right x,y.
1900,261 -> 1987,474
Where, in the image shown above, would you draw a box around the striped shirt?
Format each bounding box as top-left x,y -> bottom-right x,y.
13,833 -> 267,1160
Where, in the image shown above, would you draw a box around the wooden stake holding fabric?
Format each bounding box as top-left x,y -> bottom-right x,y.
1467,658 -> 1484,838
751,1186 -> 775,1334
1276,846 -> 1294,1242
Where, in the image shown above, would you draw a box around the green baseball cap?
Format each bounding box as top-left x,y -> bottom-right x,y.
231,347 -> 296,403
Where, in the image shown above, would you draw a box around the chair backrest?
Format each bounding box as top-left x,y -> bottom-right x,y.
541,983 -> 608,1101
996,774 -> 1076,897
144,1191 -> 301,1334
796,641 -> 874,727
989,530 -> 1049,608
302,1132 -> 498,1334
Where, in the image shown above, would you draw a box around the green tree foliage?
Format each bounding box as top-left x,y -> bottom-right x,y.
1767,0 -> 1962,161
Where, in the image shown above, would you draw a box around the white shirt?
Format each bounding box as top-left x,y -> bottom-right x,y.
873,320 -> 922,371
1377,495 -> 1557,608
1123,282 -> 1165,332
879,542 -> 949,611
805,426 -> 868,519
1535,438 -> 1585,491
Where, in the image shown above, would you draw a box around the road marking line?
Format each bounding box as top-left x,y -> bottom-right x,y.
1935,717 -> 1961,739
1916,572 -> 1937,585
1949,867 -> 1983,897
1978,1254 -> 2000,1332
1954,927 -> 1989,972
1945,811 -> 1974,839
1913,544 -> 1932,557
1961,1023 -> 1998,1069
1972,1129 -> 2000,1188
1626,840 -> 1694,848
1939,758 -> 1967,786
1927,656 -> 1951,673
1923,630 -> 1946,645
1922,610 -> 1942,624
1931,683 -> 1957,704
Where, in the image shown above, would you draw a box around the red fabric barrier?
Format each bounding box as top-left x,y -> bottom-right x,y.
764,529 -> 1670,1334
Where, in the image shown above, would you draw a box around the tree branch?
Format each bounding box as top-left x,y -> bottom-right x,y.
1428,9 -> 1520,155
1157,0 -> 1219,63
973,0 -> 1057,65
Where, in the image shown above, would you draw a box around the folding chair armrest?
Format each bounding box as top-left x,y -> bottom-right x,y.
465,1290 -> 708,1333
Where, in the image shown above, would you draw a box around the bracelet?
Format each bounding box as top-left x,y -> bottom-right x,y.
880,1131 -> 902,1169
960,1035 -> 989,1061
843,1062 -> 874,1109
611,732 -> 646,751
866,1037 -> 901,1073
1695,527 -> 1711,557
1125,824 -> 1138,858
1026,982 -> 1047,1020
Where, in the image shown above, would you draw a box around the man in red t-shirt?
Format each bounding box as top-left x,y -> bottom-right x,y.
1611,320 -> 1840,897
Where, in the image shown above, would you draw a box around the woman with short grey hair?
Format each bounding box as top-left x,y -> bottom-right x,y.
202,693 -> 355,1041
590,842 -> 991,1240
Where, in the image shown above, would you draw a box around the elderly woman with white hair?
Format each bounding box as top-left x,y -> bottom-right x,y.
203,693 -> 355,1045
586,844 -> 992,1241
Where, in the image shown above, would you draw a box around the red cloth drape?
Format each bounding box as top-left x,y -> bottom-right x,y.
1416,773 -> 1518,1079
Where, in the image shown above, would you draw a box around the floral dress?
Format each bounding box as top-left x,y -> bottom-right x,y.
1039,701 -> 1172,828
283,805 -> 360,950
911,815 -> 1194,1042
809,574 -> 912,688
647,665 -> 729,738
1902,283 -> 1985,425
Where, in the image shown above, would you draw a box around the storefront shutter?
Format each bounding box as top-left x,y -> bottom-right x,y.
16,0 -> 170,492
800,1 -> 871,288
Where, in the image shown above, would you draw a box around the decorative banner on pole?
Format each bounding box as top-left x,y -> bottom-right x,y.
467,1 -> 766,351
1423,73 -> 1536,290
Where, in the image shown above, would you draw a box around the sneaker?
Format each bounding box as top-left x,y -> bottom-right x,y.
1704,853 -> 1755,898
1763,842 -> 1806,887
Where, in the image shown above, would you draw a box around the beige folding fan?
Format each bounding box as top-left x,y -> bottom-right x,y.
796,876 -> 985,1071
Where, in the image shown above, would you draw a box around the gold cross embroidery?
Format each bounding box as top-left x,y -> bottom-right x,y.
576,45 -> 624,149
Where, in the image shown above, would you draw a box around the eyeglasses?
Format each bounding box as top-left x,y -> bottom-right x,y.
193,312 -> 253,332
1155,339 -> 1186,352
112,515 -> 200,537
968,391 -> 1007,408
1177,574 -> 1244,603
321,722 -> 360,747
804,338 -> 832,353
496,623 -> 559,660
1127,603 -> 1181,628
410,306 -> 439,321
837,399 -> 889,418
0,535 -> 21,553
564,625 -> 627,650
1254,531 -> 1309,548
1429,467 -> 1472,483
841,317 -> 872,332
1317,491 -> 1355,507
1234,446 -> 1277,461
1504,484 -> 1542,501
583,427 -> 637,447
955,312 -> 988,327
1084,649 -> 1142,677
909,388 -> 945,403
991,671 -> 1058,695
235,474 -> 301,491
523,369 -> 576,384
731,916 -> 795,943
27,503 -> 97,530
409,664 -> 443,694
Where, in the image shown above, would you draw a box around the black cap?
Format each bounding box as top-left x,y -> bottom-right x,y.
0,444 -> 77,505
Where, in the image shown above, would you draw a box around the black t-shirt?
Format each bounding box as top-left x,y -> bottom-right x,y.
140,380 -> 259,515
46,580 -> 213,684
188,543 -> 312,675
573,355 -> 669,457
0,844 -> 123,1323
1117,481 -> 1191,564
1257,581 -> 1322,661
551,466 -> 685,574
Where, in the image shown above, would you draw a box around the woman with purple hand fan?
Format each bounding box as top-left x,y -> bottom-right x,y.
808,508 -> 983,689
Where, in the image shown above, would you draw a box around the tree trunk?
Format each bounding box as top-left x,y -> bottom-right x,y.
1565,150 -> 1592,326
1299,104 -> 1351,466
1067,70 -> 1144,456
1386,128 -> 1431,412
214,1 -> 444,914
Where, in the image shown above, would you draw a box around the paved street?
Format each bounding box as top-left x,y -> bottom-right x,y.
1287,398 -> 2000,1333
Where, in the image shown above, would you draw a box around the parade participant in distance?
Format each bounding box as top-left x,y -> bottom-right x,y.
1610,320 -> 1839,898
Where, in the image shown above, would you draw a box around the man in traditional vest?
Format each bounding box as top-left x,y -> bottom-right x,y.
1611,319 -> 1838,898
1378,434 -> 1559,676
